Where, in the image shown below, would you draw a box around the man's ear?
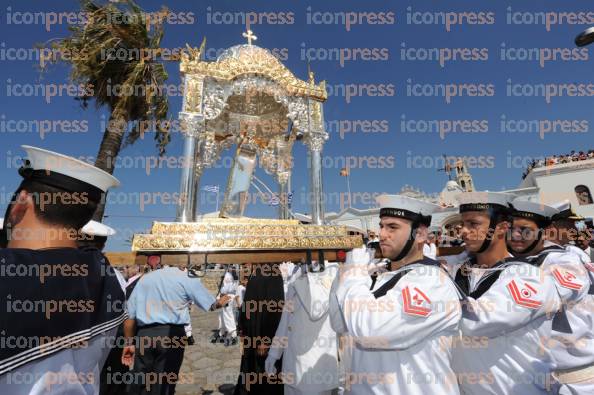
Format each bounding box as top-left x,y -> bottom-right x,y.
495,221 -> 510,238
415,225 -> 429,244
8,190 -> 34,227
543,225 -> 555,240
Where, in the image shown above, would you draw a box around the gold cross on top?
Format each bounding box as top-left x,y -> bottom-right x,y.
242,29 -> 257,45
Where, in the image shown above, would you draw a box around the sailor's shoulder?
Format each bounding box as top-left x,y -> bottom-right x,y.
0,247 -> 16,261
440,251 -> 469,266
539,248 -> 588,269
498,258 -> 542,279
564,245 -> 591,263
400,262 -> 455,290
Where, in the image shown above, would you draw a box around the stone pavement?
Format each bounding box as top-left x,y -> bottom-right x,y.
176,271 -> 241,395
174,270 -> 346,394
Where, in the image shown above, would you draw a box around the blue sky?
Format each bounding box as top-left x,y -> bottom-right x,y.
1,0 -> 593,250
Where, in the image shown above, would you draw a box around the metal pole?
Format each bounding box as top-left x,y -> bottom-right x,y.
176,135 -> 197,222
215,189 -> 219,213
191,167 -> 202,221
308,144 -> 325,225
278,180 -> 287,219
287,172 -> 292,218
346,171 -> 352,208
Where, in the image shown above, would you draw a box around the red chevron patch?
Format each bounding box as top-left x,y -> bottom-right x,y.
507,280 -> 542,309
402,286 -> 431,317
552,268 -> 583,291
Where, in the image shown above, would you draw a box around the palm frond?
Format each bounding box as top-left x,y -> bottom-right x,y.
43,0 -> 171,154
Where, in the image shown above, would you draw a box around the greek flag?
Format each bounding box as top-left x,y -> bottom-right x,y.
203,185 -> 219,193
268,194 -> 280,206
268,192 -> 293,206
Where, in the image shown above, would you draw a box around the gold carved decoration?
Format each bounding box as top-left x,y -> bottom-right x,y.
311,100 -> 323,129
181,39 -> 327,101
132,219 -> 363,252
183,76 -> 204,113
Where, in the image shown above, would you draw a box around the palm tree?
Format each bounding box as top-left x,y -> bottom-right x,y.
45,0 -> 171,220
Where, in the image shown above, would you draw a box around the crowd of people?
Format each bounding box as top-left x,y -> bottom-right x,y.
522,149 -> 594,179
1,144 -> 594,395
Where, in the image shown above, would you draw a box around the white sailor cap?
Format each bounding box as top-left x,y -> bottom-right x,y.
510,199 -> 558,225
550,200 -> 584,221
81,220 -> 116,237
550,200 -> 571,213
18,145 -> 119,202
456,191 -> 515,213
376,194 -> 439,226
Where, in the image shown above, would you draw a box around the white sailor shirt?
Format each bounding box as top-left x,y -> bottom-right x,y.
334,258 -> 461,395
452,259 -> 562,395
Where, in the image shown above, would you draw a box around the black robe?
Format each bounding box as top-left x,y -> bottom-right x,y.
100,271 -> 143,395
234,263 -> 285,395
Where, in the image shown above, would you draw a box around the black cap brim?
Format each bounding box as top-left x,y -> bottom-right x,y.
575,27 -> 594,47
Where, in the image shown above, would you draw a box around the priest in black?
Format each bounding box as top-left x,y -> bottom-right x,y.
234,263 -> 285,395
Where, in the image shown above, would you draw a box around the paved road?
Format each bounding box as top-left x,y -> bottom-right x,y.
176,272 -> 241,395
174,270 -> 346,394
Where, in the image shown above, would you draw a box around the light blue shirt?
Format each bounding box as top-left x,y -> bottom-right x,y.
127,267 -> 215,326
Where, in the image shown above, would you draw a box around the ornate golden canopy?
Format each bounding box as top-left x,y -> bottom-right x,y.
172,31 -> 329,224
181,39 -> 327,101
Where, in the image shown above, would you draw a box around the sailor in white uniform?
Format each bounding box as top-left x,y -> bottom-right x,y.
549,200 -> 593,264
80,220 -> 126,292
265,260 -> 340,395
521,200 -> 594,393
80,220 -> 116,246
331,195 -> 462,395
78,220 -> 130,395
450,192 -> 564,395
0,145 -> 125,395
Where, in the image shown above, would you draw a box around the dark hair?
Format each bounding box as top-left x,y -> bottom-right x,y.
494,212 -> 512,225
77,236 -> 107,251
22,181 -> 97,230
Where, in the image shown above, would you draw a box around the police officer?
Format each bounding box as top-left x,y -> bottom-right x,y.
122,264 -> 231,394
0,145 -> 125,394
331,195 -> 462,395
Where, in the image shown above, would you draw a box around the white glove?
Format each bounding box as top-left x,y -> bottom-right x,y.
265,354 -> 278,375
367,258 -> 389,275
345,246 -> 373,266
340,246 -> 375,282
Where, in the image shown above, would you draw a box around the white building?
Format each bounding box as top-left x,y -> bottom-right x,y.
301,157 -> 594,235
518,158 -> 594,217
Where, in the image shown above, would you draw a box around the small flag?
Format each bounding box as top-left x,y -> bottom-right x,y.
287,192 -> 293,205
340,168 -> 349,177
203,185 -> 219,193
268,193 -> 280,206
